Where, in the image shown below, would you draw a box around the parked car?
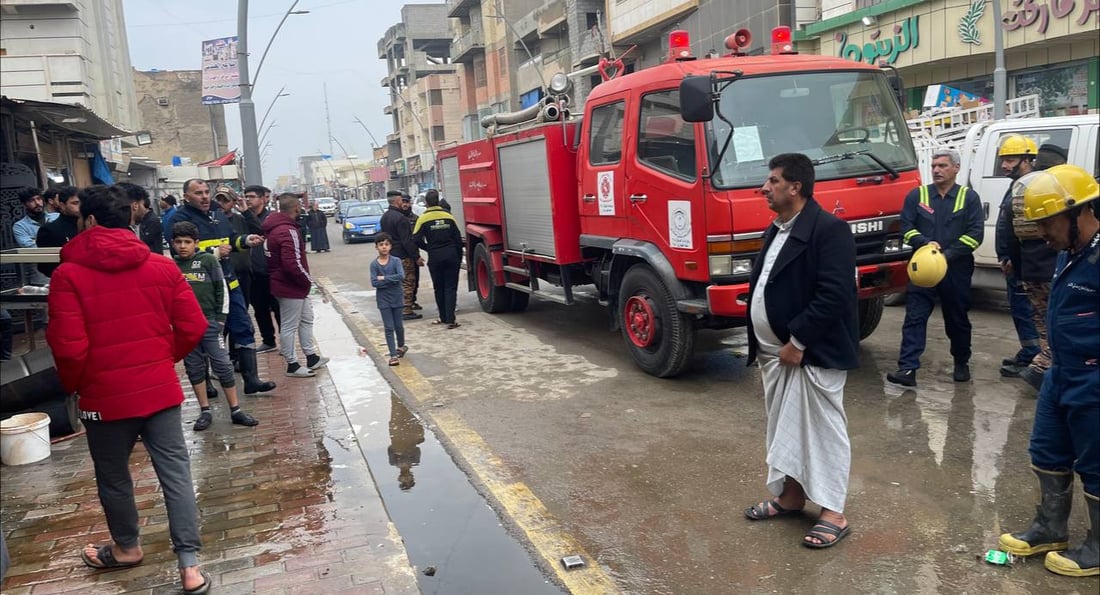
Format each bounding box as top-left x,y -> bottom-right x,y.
314,196 -> 338,216
336,200 -> 364,223
341,201 -> 386,244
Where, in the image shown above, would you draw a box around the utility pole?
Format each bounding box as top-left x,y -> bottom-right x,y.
324,83 -> 334,156
991,0 -> 1006,120
237,0 -> 262,185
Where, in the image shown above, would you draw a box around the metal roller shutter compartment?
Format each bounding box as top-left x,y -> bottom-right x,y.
439,156 -> 465,236
499,138 -> 555,257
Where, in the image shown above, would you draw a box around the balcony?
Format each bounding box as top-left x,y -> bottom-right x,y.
452,27 -> 485,64
446,0 -> 478,19
573,34 -> 603,68
384,105 -> 393,115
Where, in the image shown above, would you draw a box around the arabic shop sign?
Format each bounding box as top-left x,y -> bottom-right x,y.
835,16 -> 920,65
1003,0 -> 1100,33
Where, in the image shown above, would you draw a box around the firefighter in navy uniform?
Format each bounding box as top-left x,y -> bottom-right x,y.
170,179 -> 276,396
887,149 -> 983,387
998,164 -> 1099,578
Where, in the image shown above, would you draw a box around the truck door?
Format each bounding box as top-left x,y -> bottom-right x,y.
624,88 -> 707,282
579,97 -> 628,238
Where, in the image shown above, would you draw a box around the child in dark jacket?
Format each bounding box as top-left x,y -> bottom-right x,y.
172,221 -> 259,431
371,232 -> 409,366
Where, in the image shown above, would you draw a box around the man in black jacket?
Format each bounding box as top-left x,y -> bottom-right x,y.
380,190 -> 423,320
242,185 -> 279,352
117,183 -> 164,254
413,190 -> 463,328
36,186 -> 81,277
742,153 -> 858,550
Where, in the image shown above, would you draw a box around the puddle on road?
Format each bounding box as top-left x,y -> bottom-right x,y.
359,393 -> 563,595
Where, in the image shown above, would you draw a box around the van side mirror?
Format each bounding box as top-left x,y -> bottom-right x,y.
679,76 -> 714,122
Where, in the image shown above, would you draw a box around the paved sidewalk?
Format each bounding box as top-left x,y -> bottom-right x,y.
0,297 -> 419,595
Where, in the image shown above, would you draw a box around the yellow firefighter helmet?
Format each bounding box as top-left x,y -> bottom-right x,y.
1015,164 -> 1100,222
998,134 -> 1038,157
908,244 -> 947,288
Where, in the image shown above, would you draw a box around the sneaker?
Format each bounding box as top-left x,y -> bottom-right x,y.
286,362 -> 316,378
257,343 -> 277,354
412,303 -> 423,310
1020,366 -> 1045,391
886,369 -> 917,387
193,411 -> 213,432
231,410 -> 259,427
402,312 -> 423,320
953,362 -> 971,382
306,354 -> 330,371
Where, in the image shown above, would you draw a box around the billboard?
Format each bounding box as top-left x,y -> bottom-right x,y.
201,36 -> 241,105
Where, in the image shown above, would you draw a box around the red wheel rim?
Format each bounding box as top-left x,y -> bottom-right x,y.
477,258 -> 491,300
624,295 -> 657,348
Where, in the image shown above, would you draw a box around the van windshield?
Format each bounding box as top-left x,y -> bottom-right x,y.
708,70 -> 917,188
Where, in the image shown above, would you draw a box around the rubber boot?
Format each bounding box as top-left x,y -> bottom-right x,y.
999,468 -> 1072,556
1045,491 -> 1099,577
238,347 -> 276,395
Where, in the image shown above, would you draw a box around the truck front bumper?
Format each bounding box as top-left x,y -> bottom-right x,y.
704,260 -> 909,318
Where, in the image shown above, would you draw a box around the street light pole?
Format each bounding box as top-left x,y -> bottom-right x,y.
259,87 -> 289,132
991,0 -> 1007,120
330,136 -> 361,200
237,0 -> 262,185
352,115 -> 381,147
259,121 -> 278,146
252,1 -> 308,88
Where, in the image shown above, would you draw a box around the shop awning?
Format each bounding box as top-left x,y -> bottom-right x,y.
1,96 -> 133,139
197,151 -> 237,167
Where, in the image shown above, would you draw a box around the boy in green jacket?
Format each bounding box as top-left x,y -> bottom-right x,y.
172,221 -> 259,431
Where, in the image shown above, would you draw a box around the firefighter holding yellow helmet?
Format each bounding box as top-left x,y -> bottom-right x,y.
998,164 -> 1099,578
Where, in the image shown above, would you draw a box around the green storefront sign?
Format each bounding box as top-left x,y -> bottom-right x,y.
835,15 -> 920,65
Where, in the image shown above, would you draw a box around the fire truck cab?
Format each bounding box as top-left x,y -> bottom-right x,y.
440,28 -> 921,378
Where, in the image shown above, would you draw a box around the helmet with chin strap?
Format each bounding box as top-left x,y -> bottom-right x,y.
998,135 -> 1038,180
1015,164 -> 1100,250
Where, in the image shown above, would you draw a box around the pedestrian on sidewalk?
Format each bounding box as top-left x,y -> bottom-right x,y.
742,154 -> 859,549
263,193 -> 330,377
35,186 -> 81,278
45,185 -> 213,594
371,232 -> 409,366
380,190 -> 423,320
242,185 -> 280,352
118,182 -> 164,254
413,189 -> 463,329
307,202 -> 331,253
171,221 -> 259,432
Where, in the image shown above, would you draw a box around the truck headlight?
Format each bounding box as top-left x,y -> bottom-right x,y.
731,258 -> 753,275
709,256 -> 753,276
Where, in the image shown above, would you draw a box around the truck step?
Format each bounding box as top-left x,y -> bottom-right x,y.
505,282 -> 570,305
676,299 -> 708,315
501,265 -> 529,276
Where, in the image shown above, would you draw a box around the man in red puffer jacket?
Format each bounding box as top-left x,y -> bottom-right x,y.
46,185 -> 213,595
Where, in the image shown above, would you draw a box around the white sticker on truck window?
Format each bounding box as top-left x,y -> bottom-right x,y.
598,171 -> 615,216
669,200 -> 692,249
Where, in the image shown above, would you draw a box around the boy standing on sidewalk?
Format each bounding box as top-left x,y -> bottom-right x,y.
172,221 -> 259,431
263,193 -> 330,377
371,232 -> 409,366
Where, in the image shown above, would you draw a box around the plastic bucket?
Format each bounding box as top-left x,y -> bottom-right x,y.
1,412 -> 52,465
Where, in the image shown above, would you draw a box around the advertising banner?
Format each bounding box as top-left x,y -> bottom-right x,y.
201,36 -> 240,105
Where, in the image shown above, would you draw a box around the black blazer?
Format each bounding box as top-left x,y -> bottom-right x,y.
745,198 -> 860,371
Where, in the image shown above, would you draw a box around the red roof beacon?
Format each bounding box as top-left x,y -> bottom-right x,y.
771,26 -> 796,55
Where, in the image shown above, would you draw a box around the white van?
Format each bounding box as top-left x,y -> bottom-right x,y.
956,115 -> 1099,290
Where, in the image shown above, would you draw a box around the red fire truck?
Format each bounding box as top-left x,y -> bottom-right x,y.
437,27 -> 921,377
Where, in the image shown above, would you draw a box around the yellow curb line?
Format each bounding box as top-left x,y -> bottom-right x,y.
317,277 -> 621,595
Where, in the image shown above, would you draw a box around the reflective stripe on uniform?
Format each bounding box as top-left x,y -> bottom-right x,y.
954,185 -> 969,213
959,234 -> 980,249
197,238 -> 228,251
903,229 -> 920,243
228,279 -> 240,290
919,185 -> 929,208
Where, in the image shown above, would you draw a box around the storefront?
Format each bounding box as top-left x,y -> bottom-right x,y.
797,0 -> 1099,115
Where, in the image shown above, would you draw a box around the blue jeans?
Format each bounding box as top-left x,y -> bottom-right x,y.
1005,274 -> 1040,362
379,305 -> 405,357
1029,365 -> 1100,495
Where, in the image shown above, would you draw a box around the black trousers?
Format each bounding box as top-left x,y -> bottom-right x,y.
249,273 -> 281,345
428,256 -> 460,325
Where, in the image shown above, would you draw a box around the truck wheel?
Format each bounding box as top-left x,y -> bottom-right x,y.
618,265 -> 694,378
474,243 -> 510,313
858,296 -> 885,340
509,290 -> 530,312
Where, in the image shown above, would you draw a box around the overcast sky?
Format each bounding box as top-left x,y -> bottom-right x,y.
123,0 -> 410,181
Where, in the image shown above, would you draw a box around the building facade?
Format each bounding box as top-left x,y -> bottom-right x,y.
799,0 -> 1099,115
0,0 -> 140,133
379,4 -> 464,192
131,69 -> 229,166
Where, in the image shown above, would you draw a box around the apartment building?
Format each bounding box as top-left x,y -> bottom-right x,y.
0,0 -> 139,133
379,3 -> 465,192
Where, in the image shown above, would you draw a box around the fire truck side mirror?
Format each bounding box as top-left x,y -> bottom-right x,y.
679,76 -> 714,123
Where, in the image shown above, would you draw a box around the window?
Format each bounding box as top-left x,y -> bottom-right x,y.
585,12 -> 599,30
429,89 -> 443,105
588,102 -> 625,165
990,129 -> 1073,176
637,90 -> 696,181
474,58 -> 487,88
432,125 -> 445,141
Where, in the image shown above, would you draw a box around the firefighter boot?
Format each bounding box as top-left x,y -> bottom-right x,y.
1045,492 -> 1099,577
999,468 -> 1073,556
238,348 -> 276,395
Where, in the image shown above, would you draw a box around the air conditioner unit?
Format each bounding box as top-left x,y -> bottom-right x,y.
157,97 -> 169,107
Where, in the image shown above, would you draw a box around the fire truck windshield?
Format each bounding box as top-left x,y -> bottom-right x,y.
707,70 -> 917,188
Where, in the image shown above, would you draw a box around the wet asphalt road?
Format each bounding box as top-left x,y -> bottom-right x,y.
309,228 -> 1098,594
